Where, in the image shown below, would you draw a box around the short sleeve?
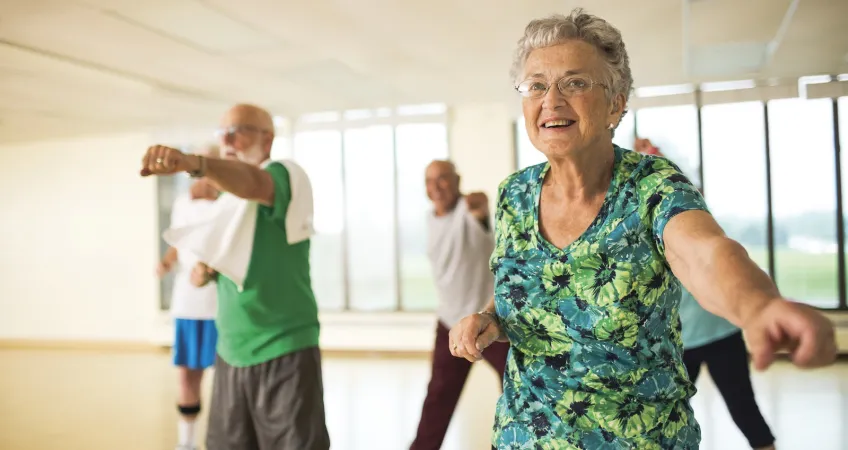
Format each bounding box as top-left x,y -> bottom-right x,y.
259,162 -> 292,228
641,157 -> 709,256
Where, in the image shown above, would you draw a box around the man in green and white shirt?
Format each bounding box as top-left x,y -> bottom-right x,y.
141,104 -> 329,450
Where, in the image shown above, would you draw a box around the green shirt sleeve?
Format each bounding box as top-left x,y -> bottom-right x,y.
259,162 -> 292,229
643,157 -> 709,257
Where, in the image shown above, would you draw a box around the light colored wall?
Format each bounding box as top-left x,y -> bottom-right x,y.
0,133 -> 160,342
449,102 -> 517,201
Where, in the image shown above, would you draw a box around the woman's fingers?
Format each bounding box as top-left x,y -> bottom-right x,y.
448,314 -> 495,362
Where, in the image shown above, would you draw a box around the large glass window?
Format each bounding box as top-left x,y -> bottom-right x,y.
636,105 -> 701,186
271,136 -> 293,160
294,131 -> 346,310
293,106 -> 449,312
701,102 -> 769,270
156,145 -> 202,311
515,117 -> 547,170
769,98 -> 838,308
396,123 -> 449,310
613,110 -> 636,150
344,125 -> 398,311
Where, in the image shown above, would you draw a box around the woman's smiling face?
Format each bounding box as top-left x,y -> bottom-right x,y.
520,40 -> 623,159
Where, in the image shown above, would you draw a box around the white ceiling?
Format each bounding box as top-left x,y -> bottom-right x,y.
0,0 -> 846,143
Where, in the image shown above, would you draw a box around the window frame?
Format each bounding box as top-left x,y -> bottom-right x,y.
292,108 -> 450,312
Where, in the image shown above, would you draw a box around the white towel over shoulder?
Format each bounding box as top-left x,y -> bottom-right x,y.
280,160 -> 315,244
162,159 -> 315,289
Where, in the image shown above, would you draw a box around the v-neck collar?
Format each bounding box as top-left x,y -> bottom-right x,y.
532,145 -> 624,255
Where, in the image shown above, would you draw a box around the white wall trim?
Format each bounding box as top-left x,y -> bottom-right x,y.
151,311 -> 440,352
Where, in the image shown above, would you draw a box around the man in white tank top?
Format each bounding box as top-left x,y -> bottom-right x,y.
156,144 -> 220,450
409,160 -> 510,450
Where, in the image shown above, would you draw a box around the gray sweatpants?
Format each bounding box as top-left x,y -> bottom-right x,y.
206,347 -> 330,450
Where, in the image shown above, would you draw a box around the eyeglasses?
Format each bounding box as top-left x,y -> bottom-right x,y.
213,124 -> 270,141
515,75 -> 607,99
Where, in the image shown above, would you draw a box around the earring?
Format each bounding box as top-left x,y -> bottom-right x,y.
607,123 -> 614,130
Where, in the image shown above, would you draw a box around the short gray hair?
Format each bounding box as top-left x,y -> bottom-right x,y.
510,8 -> 634,121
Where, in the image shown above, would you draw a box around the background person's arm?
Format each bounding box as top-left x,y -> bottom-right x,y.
465,192 -> 491,231
183,155 -> 275,206
141,146 -> 275,205
156,246 -> 178,278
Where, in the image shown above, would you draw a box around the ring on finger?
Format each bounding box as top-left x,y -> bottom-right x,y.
155,158 -> 164,164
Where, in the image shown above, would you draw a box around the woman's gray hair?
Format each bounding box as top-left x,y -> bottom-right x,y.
511,8 -> 634,122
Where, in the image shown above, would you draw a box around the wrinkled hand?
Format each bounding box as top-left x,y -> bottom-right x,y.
465,192 -> 489,221
743,299 -> 837,371
449,312 -> 504,362
190,262 -> 217,287
141,145 -> 196,177
155,260 -> 172,278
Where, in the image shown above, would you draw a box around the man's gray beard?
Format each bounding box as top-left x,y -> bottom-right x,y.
224,144 -> 265,164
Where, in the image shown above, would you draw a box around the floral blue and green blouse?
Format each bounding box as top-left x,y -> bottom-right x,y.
490,146 -> 708,449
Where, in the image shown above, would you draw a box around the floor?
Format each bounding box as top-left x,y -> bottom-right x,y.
0,349 -> 846,450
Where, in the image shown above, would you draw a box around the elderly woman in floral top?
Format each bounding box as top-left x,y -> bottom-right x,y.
449,9 -> 837,450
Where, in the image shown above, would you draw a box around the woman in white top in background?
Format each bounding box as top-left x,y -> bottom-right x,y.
156,144 -> 221,450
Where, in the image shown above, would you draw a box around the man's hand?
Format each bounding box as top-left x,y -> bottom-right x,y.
155,260 -> 172,278
744,299 -> 838,371
141,145 -> 199,177
465,192 -> 489,221
190,262 -> 217,287
634,138 -> 662,156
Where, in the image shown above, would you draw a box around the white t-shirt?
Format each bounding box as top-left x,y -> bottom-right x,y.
169,193 -> 218,320
427,196 -> 495,328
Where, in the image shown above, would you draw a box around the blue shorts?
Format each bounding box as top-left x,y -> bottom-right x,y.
173,319 -> 218,370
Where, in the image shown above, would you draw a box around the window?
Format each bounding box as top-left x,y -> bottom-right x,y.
294,131 -> 346,310
396,123 -> 449,310
701,102 -> 769,270
156,173 -> 193,310
156,145 -> 204,311
343,125 -> 398,311
636,105 -> 701,186
293,107 -> 449,312
769,98 -> 838,308
613,111 -> 636,150
515,117 -> 546,170
271,136 -> 293,160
